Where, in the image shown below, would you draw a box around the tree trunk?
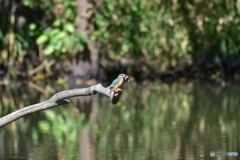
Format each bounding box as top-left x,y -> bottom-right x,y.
70,0 -> 100,81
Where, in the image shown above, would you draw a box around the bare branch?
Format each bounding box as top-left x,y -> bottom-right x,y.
0,84 -> 121,128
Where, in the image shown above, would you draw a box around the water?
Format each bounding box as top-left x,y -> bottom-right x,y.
0,81 -> 240,160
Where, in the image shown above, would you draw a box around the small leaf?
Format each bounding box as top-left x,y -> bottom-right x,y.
79,34 -> 89,44
115,55 -> 121,60
61,47 -> 67,53
49,28 -> 60,36
65,23 -> 75,33
87,8 -> 93,15
44,45 -> 55,55
77,43 -> 84,51
140,24 -> 148,32
91,31 -> 100,40
57,31 -> 67,39
122,43 -> 128,52
55,41 -> 63,50
53,19 -> 62,27
65,8 -> 72,18
36,35 -> 48,44
107,3 -> 114,11
131,5 -> 138,12
29,23 -> 36,30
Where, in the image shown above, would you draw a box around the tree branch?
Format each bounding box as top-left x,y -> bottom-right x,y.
0,84 -> 122,128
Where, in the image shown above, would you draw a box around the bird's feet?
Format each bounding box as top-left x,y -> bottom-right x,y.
114,88 -> 122,97
110,88 -> 122,97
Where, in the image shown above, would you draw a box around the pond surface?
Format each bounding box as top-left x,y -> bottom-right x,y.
0,81 -> 240,160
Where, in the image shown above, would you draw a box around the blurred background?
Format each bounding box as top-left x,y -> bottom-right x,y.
1,0 -> 240,159
1,0 -> 240,82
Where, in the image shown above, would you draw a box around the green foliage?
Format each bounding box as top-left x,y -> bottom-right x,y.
94,0 -> 192,68
0,0 -> 88,78
94,0 -> 240,70
32,0 -> 89,58
1,0 -> 240,79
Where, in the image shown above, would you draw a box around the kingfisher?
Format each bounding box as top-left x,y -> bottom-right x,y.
109,74 -> 130,94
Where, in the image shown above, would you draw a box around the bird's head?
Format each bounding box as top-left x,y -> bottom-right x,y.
118,74 -> 130,80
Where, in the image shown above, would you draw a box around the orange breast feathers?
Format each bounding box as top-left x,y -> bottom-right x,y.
111,78 -> 124,91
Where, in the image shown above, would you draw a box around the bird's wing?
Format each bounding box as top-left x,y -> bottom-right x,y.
109,79 -> 120,88
110,78 -> 124,88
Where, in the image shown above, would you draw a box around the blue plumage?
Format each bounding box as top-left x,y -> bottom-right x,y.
109,74 -> 130,89
110,78 -> 121,88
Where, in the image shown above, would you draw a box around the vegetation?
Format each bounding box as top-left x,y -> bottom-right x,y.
1,0 -> 240,81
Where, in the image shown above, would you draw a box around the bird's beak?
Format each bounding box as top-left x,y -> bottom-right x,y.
124,75 -> 130,80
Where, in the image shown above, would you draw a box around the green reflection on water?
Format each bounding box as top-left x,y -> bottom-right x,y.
0,81 -> 240,160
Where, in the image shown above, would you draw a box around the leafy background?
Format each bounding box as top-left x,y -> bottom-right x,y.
1,0 -> 240,81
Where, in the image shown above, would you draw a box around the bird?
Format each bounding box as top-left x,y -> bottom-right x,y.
109,74 -> 130,95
